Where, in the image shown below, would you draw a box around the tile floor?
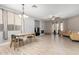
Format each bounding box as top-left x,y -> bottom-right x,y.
0,35 -> 79,55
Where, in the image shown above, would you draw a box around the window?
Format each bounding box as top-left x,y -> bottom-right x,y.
15,14 -> 21,25
14,14 -> 21,30
7,12 -> 14,31
60,23 -> 64,31
8,12 -> 14,24
0,9 -> 3,31
52,24 -> 54,32
56,23 -> 59,33
0,9 -> 2,24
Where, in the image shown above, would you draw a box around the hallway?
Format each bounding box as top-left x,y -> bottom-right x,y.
0,35 -> 79,55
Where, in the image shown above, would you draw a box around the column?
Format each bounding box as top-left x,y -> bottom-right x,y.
2,9 -> 8,40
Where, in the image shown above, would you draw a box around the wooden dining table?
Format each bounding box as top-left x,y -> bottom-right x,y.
10,33 -> 36,50
14,33 -> 36,42
15,33 -> 35,37
15,33 -> 36,44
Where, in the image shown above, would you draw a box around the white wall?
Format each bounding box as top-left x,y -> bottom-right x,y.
63,19 -> 69,31
24,17 -> 34,33
65,15 -> 79,32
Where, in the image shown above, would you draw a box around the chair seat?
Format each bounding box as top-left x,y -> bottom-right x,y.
19,38 -> 23,41
12,39 -> 18,42
27,36 -> 33,38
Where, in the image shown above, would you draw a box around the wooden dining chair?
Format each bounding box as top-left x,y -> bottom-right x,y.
18,37 -> 24,47
10,35 -> 19,50
10,35 -> 24,50
27,35 -> 32,42
27,33 -> 36,42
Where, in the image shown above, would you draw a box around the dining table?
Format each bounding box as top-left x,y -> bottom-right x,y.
10,33 -> 36,50
15,33 -> 35,37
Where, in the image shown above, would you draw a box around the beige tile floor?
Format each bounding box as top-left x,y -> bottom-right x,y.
0,35 -> 79,55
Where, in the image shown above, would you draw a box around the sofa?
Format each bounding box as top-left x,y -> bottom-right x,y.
70,32 -> 79,41
61,31 -> 71,37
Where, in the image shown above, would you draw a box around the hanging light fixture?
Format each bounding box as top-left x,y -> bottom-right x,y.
19,4 -> 29,18
32,4 -> 37,8
21,4 -> 29,33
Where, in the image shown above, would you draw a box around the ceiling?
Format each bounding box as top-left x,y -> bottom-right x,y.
0,4 -> 79,20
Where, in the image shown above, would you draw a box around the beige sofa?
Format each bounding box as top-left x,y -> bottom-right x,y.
70,32 -> 79,41
61,31 -> 71,37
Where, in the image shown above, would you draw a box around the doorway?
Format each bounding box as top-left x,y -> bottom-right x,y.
52,23 -> 59,34
52,22 -> 64,34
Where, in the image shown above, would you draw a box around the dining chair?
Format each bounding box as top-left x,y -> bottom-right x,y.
10,35 -> 24,50
18,37 -> 24,47
10,35 -> 19,50
27,33 -> 36,42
